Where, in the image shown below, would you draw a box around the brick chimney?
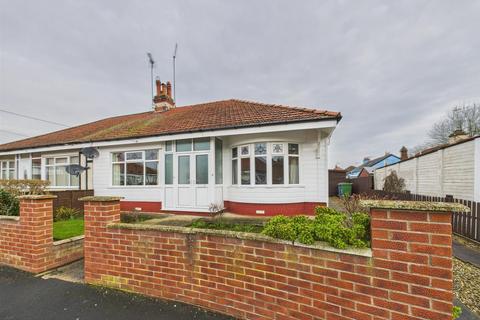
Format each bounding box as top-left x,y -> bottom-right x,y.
400,146 -> 408,161
153,80 -> 175,112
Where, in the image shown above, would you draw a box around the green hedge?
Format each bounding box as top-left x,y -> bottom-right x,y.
0,189 -> 19,216
262,207 -> 370,249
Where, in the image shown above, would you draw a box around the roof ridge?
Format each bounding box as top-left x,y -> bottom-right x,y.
229,99 -> 340,117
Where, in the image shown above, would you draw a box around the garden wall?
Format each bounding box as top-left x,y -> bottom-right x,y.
82,197 -> 464,320
0,195 -> 83,273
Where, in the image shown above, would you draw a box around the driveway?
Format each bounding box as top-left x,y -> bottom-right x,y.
0,266 -> 234,320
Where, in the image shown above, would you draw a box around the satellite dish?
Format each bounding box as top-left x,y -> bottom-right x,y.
81,147 -> 99,159
65,164 -> 89,177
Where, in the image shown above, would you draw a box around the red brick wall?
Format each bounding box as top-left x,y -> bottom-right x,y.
84,199 -> 454,320
0,197 -> 83,273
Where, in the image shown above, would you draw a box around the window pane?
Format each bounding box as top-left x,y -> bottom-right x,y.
126,162 -> 144,185
46,158 -> 54,165
71,174 -> 79,187
255,156 -> 267,185
46,166 -> 55,185
55,166 -> 68,186
196,154 -> 208,184
145,162 -> 158,185
126,152 -> 143,161
232,159 -> 238,185
193,138 -> 210,151
70,156 -> 79,164
145,150 -> 158,160
289,157 -> 299,184
254,143 -> 267,155
272,144 -> 284,154
112,163 -> 124,186
112,152 -> 124,162
215,138 -> 223,184
8,169 -> 15,180
288,143 -> 299,155
55,157 -> 67,164
272,156 -> 284,184
240,145 -> 249,156
178,156 -> 190,184
241,158 -> 250,185
232,147 -> 238,158
32,158 -> 41,166
165,141 -> 173,152
176,139 -> 192,152
32,167 -> 41,180
165,154 -> 173,184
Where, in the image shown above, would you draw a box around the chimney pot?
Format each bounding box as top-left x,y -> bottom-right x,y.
155,79 -> 161,97
166,81 -> 172,98
400,146 -> 408,161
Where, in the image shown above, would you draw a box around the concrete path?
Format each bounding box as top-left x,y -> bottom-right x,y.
0,266 -> 233,320
453,240 -> 480,268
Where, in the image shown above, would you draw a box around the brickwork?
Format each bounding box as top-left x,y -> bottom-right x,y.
0,196 -> 83,273
84,198 -> 454,320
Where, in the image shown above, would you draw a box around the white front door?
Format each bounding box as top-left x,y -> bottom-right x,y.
165,153 -> 210,210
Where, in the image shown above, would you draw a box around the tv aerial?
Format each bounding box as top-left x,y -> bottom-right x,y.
81,147 -> 99,159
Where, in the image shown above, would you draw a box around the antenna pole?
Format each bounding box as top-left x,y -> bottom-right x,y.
173,43 -> 178,103
147,52 -> 155,106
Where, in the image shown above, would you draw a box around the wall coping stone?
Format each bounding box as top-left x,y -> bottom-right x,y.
79,196 -> 124,202
0,215 -> 20,221
17,194 -> 57,200
108,222 -> 373,257
53,235 -> 85,246
360,199 -> 470,212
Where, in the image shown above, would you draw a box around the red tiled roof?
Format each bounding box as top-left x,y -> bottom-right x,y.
0,99 -> 341,152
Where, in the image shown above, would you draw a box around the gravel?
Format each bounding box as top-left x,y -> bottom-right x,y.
454,258 -> 480,317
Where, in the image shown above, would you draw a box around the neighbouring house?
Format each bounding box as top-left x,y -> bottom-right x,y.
0,80 -> 341,215
346,153 -> 400,179
374,134 -> 480,202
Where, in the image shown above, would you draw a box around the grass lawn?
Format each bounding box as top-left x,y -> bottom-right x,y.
53,218 -> 84,241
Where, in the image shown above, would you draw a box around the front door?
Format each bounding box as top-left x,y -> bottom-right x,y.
172,153 -> 209,209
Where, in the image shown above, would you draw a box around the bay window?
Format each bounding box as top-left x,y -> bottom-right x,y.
45,156 -> 79,187
231,142 -> 299,186
112,150 -> 159,186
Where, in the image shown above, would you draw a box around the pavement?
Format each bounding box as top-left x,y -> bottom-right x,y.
0,265 -> 234,320
453,240 -> 480,268
456,298 -> 480,320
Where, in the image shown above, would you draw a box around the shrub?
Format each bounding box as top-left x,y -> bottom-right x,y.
262,207 -> 370,249
452,306 -> 462,319
0,179 -> 50,196
54,206 -> 81,221
383,171 -> 406,193
0,189 -> 20,216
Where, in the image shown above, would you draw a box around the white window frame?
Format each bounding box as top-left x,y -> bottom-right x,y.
111,149 -> 159,187
44,155 -> 79,188
0,160 -> 15,180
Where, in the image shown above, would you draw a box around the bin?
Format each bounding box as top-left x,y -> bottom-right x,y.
337,182 -> 353,197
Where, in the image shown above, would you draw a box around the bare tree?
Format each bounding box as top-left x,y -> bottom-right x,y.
411,102 -> 480,153
428,103 -> 480,144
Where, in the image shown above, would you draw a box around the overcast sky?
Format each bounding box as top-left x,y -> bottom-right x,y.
1,1 -> 479,167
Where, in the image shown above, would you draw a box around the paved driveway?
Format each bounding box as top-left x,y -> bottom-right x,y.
0,266 -> 234,320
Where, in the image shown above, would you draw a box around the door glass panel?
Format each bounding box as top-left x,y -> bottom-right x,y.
193,138 -> 210,151
232,159 -> 238,184
165,154 -> 173,184
215,138 -> 223,184
178,156 -> 190,184
196,154 -> 208,185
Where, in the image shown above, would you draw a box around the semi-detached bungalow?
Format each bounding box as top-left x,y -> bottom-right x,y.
0,81 -> 341,215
